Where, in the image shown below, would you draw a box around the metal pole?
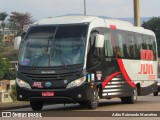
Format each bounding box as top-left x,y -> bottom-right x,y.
134,0 -> 140,26
84,0 -> 86,15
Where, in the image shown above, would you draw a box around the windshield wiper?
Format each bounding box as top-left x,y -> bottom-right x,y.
49,26 -> 71,73
54,48 -> 70,71
31,39 -> 50,69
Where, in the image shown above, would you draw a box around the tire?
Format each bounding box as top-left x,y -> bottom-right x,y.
87,88 -> 99,109
121,88 -> 138,104
30,101 -> 43,111
153,91 -> 158,96
136,84 -> 141,96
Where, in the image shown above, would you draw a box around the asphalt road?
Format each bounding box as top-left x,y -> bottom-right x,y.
3,94 -> 160,120
8,94 -> 160,111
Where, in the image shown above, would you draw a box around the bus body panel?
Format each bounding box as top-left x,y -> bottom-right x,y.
122,59 -> 157,82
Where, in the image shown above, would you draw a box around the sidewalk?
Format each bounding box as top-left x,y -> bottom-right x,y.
0,101 -> 30,110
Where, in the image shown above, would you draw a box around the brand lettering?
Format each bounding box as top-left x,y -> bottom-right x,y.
33,82 -> 43,88
138,50 -> 154,75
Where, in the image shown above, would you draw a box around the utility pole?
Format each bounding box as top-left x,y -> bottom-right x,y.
134,0 -> 140,26
84,0 -> 86,15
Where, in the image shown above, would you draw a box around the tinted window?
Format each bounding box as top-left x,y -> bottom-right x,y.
87,31 -> 100,69
104,32 -> 114,57
114,31 -> 125,58
135,33 -> 143,59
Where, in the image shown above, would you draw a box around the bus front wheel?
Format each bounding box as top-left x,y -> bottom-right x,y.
87,88 -> 99,109
121,88 -> 138,104
30,101 -> 43,111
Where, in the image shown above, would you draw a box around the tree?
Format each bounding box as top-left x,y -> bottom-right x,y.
0,41 -> 17,80
142,17 -> 160,56
0,55 -> 16,80
0,42 -> 18,61
0,56 -> 11,79
0,12 -> 8,40
9,12 -> 32,32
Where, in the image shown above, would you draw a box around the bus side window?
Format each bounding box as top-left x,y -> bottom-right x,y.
104,32 -> 114,57
126,33 -> 136,59
142,35 -> 147,50
150,36 -> 157,60
114,32 -> 124,58
87,30 -> 101,69
146,36 -> 150,50
135,33 -> 143,59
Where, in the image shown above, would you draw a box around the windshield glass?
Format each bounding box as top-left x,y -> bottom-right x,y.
19,24 -> 88,67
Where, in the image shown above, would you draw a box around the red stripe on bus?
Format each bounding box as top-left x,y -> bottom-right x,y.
110,25 -> 117,29
117,59 -> 136,88
102,72 -> 121,89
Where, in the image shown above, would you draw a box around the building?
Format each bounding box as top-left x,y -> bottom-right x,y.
0,80 -> 10,92
0,80 -> 16,102
0,25 -> 17,44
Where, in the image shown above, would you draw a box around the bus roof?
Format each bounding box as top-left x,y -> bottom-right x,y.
104,19 -> 154,36
34,15 -> 155,36
34,16 -> 99,25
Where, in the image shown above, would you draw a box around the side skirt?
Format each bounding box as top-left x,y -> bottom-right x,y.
139,83 -> 157,96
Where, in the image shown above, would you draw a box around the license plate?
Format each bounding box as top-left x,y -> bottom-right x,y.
42,92 -> 54,97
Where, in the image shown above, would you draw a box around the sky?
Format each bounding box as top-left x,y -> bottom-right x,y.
0,0 -> 160,21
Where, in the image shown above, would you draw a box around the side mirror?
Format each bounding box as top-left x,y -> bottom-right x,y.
14,36 -> 22,49
95,34 -> 104,48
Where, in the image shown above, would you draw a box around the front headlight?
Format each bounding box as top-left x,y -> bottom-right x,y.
16,78 -> 31,89
66,76 -> 86,88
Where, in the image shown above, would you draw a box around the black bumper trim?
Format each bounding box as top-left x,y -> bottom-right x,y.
29,97 -> 77,103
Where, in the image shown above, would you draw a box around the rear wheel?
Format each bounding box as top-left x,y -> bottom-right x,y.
121,88 -> 137,104
153,91 -> 158,96
87,88 -> 99,109
30,101 -> 43,111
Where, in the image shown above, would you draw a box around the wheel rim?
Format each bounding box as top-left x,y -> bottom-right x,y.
133,89 -> 137,101
93,88 -> 99,104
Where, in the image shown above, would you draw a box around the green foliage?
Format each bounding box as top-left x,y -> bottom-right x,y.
0,41 -> 17,80
0,71 -> 5,80
0,41 -> 18,61
142,17 -> 160,56
0,56 -> 16,80
0,56 -> 11,79
0,32 -> 2,38
0,12 -> 8,21
5,69 -> 16,80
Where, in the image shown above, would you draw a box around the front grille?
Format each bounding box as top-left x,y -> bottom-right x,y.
21,71 -> 79,81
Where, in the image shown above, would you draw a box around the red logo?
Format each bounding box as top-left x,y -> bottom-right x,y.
33,82 -> 43,88
138,50 -> 154,75
148,75 -> 156,80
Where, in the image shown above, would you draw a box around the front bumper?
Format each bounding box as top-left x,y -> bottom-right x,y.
16,83 -> 92,103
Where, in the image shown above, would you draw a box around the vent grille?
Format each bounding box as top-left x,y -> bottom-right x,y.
21,71 -> 79,81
